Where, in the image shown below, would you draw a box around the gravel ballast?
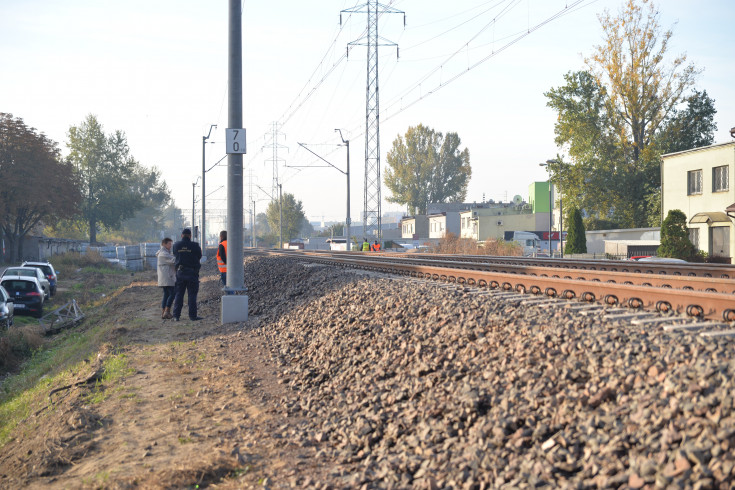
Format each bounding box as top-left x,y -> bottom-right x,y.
244,255 -> 735,488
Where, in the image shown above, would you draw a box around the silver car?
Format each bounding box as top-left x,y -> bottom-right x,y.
0,285 -> 14,329
2,267 -> 51,300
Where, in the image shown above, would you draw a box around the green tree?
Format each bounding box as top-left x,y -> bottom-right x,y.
0,113 -> 81,261
656,90 -> 717,154
114,166 -> 172,242
564,208 -> 587,254
545,0 -> 706,229
657,209 -> 695,259
66,115 -> 145,243
384,124 -> 471,215
265,193 -> 307,244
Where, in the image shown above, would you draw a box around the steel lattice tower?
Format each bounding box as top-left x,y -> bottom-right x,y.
342,1 -> 404,239
263,121 -> 287,202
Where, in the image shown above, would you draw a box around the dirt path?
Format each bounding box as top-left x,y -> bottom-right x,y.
0,270 -> 331,488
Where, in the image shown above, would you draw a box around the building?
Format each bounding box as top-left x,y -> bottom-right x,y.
401,215 -> 429,239
428,211 -> 461,239
459,203 -> 544,241
662,141 -> 735,261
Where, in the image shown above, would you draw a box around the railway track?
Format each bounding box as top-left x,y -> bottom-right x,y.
246,248 -> 735,321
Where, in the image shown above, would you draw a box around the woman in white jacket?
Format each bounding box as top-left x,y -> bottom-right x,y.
156,238 -> 176,319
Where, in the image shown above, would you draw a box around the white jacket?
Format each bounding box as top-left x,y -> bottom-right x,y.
156,247 -> 176,287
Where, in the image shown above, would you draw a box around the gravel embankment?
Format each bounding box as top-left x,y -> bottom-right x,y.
245,255 -> 735,488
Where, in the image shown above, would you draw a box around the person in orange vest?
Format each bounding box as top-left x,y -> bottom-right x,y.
370,240 -> 381,251
216,230 -> 227,286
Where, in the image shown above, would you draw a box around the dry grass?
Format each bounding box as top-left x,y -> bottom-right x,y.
0,325 -> 45,372
430,233 -> 523,256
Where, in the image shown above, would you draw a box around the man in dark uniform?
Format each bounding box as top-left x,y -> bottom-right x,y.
172,228 -> 203,321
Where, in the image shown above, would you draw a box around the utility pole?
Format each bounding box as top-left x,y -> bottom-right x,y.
252,200 -> 256,247
192,178 -> 200,237
279,183 -> 283,249
341,1 -> 404,241
296,140 -> 351,251
221,0 -> 248,323
335,129 -> 351,251
202,124 -> 217,250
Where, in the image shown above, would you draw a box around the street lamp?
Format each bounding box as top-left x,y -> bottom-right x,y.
202,124 -> 217,250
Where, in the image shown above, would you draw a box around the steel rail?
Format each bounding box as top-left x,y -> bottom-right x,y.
249,249 -> 735,321
290,249 -> 735,278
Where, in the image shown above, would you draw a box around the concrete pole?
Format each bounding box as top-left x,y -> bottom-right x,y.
202,136 -> 206,248
226,0 -> 243,290
346,140 -> 351,251
192,182 -> 196,237
548,181 -> 553,257
279,183 -> 283,249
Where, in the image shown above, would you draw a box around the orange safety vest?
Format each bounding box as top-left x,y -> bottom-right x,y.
371,243 -> 381,251
216,240 -> 227,272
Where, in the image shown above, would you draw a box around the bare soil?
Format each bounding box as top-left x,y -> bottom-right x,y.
0,263 -> 332,489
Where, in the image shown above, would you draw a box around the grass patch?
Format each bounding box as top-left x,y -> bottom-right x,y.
85,353 -> 136,404
0,252 -> 143,448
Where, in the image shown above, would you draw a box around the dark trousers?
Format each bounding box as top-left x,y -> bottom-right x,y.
220,272 -> 226,286
173,270 -> 199,319
161,286 -> 175,309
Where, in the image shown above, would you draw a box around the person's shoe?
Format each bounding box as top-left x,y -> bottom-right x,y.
161,308 -> 166,319
189,316 -> 204,321
174,316 -> 180,322
163,307 -> 173,319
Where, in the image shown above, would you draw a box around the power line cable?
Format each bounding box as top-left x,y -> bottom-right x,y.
383,0 -> 590,122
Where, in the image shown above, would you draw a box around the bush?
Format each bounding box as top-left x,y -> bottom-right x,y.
658,210 -> 695,259
430,233 -> 522,256
0,326 -> 45,374
565,208 -> 587,254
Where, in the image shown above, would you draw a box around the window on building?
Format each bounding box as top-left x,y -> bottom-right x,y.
688,228 -> 699,249
687,170 -> 703,195
713,165 -> 729,192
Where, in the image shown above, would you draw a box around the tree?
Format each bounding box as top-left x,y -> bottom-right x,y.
265,193 -> 307,243
564,208 -> 587,254
384,124 -> 471,215
656,90 -> 717,154
657,209 -> 695,259
0,113 -> 81,261
114,166 -> 172,242
255,212 -> 271,236
66,115 -> 145,243
545,0 -> 707,229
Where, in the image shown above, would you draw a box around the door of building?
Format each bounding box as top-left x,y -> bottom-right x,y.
709,226 -> 730,257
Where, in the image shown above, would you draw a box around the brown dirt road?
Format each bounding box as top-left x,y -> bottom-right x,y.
0,260 -> 338,489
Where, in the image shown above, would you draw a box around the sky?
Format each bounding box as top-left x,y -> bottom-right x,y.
2,0 -> 733,235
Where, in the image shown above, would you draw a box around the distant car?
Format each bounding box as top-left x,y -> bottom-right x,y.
0,285 -> 14,329
2,267 -> 51,300
22,261 -> 58,296
0,276 -> 44,318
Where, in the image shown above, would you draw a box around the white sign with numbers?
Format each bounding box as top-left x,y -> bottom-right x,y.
225,128 -> 247,154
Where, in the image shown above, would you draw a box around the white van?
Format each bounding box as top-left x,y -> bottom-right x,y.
511,231 -> 540,257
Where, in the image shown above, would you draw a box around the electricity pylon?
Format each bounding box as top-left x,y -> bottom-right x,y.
341,1 -> 404,239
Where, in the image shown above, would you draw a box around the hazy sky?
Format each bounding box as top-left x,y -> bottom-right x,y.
2,0 -> 733,232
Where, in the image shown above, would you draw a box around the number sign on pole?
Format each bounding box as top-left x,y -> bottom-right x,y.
226,128 -> 247,154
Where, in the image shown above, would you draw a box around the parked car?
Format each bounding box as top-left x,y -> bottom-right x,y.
2,267 -> 51,300
0,276 -> 44,318
0,285 -> 14,329
634,257 -> 688,264
22,261 -> 58,296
